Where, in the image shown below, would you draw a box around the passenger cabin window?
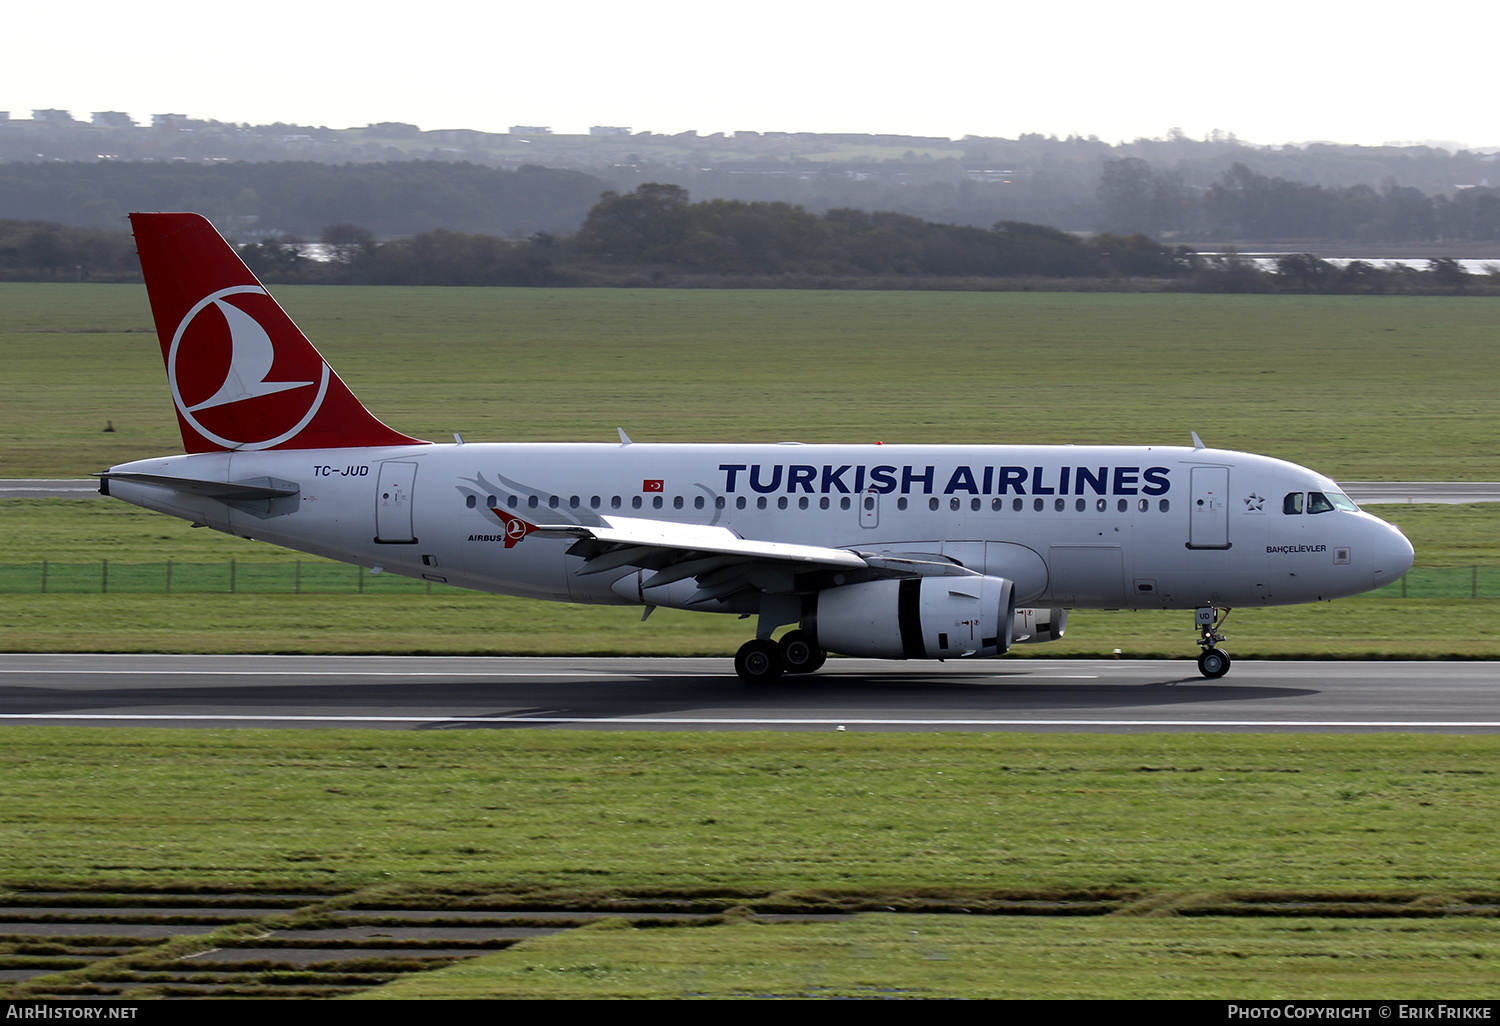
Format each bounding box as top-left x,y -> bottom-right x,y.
673,495 -> 684,510
466,495 -> 477,509
1284,492 -> 1304,515
632,496 -> 642,509
611,496 -> 622,509
508,495 -> 519,509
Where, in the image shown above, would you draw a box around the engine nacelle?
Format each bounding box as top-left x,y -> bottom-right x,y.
811,575 -> 1015,659
1013,606 -> 1067,644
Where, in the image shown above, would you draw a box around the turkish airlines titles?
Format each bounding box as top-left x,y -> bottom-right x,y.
717,464 -> 1173,497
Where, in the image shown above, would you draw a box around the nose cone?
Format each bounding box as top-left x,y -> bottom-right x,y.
1372,521 -> 1415,586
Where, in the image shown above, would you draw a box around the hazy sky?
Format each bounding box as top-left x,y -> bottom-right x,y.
7,0 -> 1494,148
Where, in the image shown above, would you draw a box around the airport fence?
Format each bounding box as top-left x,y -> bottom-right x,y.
0,560 -> 455,595
0,561 -> 1495,599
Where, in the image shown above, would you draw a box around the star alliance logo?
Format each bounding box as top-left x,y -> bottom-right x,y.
1243,492 -> 1265,513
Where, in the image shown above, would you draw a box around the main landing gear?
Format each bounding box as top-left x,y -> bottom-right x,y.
734,629 -> 827,684
1194,606 -> 1232,679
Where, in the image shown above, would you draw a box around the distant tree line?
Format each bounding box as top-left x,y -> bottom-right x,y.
0,160 -> 604,237
1100,159 -> 1500,243
4,152 -> 1500,246
2,187 -> 1495,294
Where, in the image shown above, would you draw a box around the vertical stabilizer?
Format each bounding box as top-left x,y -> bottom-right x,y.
130,212 -> 428,452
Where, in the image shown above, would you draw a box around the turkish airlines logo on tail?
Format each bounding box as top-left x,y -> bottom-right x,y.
490,509 -> 538,548
168,286 -> 330,450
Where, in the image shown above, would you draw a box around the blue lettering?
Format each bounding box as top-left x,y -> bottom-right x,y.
982,466 -> 994,494
870,465 -> 898,494
1143,467 -> 1171,495
902,465 -> 935,495
944,466 -> 979,494
853,466 -> 867,493
999,466 -> 1028,494
1076,466 -> 1107,495
821,465 -> 852,494
720,464 -> 747,492
1113,466 -> 1140,495
787,465 -> 817,493
1032,466 -> 1055,495
750,464 -> 783,493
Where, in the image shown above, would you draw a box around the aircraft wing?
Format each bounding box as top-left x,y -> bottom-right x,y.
534,514 -> 973,604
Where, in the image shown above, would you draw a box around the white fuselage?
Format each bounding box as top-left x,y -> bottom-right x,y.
105,441 -> 1415,612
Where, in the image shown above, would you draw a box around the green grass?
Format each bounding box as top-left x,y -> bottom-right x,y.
6,729 -> 1500,999
1,729 -> 1496,899
4,284 -> 1498,479
362,915 -> 1500,999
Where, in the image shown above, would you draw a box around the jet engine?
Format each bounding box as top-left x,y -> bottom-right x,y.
1013,606 -> 1068,644
810,575 -> 1015,659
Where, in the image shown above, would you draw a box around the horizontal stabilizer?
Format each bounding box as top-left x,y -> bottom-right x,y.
97,472 -> 300,519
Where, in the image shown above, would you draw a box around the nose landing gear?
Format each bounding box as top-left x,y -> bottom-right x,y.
1195,606 -> 1232,679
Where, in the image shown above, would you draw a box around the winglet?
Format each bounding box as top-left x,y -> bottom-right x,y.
130,212 -> 428,453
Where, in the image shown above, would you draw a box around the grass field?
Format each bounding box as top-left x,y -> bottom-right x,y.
3,728 -> 1499,999
1,729 -> 1495,898
364,915 -> 1500,999
3,284 -> 1497,480
3,284 -> 1497,998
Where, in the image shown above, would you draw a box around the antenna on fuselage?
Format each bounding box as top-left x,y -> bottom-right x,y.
1191,431 -> 1206,449
618,428 -> 633,445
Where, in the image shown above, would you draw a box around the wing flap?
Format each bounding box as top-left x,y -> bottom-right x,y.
542,515 -> 870,572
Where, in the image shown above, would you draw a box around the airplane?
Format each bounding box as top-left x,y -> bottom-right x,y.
101,212 -> 1415,682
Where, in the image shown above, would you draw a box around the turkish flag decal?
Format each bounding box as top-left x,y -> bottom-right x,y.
643,479 -> 664,492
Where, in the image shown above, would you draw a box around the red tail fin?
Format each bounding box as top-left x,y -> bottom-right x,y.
130,212 -> 427,452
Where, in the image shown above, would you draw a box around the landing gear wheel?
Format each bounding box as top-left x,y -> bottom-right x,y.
779,630 -> 827,675
735,639 -> 785,684
1197,647 -> 1231,679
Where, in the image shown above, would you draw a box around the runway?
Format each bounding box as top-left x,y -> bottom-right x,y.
2,655 -> 1497,733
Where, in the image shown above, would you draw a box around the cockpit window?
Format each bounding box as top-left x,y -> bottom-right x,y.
1307,491 -> 1358,514
1283,492 -> 1304,515
1327,491 -> 1359,512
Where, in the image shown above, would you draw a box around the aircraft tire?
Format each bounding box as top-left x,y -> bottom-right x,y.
1197,648 -> 1231,679
779,630 -> 827,674
735,639 -> 785,684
